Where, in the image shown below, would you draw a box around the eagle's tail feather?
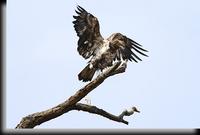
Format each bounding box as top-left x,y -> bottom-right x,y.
78,64 -> 96,82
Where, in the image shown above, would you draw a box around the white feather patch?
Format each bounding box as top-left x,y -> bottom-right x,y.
84,41 -> 88,44
96,39 -> 110,58
89,63 -> 93,68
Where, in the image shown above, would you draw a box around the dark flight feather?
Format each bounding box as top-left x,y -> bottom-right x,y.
73,5 -> 103,59
108,33 -> 148,63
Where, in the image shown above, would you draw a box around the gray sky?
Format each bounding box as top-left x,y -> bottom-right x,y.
6,0 -> 200,128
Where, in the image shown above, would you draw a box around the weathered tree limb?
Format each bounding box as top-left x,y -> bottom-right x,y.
74,103 -> 129,124
16,62 -> 137,128
73,103 -> 139,125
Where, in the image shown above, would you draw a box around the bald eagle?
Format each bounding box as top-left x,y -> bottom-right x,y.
73,6 -> 148,82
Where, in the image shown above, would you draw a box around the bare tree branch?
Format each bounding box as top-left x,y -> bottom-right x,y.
16,62 -> 137,128
73,103 -> 139,125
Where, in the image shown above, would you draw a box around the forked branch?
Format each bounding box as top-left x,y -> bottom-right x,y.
15,62 -> 138,128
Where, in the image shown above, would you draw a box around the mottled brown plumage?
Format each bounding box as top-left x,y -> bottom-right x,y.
73,6 -> 148,82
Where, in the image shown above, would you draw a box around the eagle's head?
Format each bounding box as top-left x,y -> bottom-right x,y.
108,33 -> 127,50
111,33 -> 125,41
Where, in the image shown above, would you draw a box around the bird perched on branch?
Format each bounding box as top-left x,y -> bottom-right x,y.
73,5 -> 148,82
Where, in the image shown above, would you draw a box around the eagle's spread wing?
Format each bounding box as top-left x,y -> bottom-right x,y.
73,5 -> 103,59
109,33 -> 148,63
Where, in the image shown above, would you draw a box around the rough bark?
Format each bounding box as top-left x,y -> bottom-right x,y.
72,103 -> 139,125
15,62 -> 138,128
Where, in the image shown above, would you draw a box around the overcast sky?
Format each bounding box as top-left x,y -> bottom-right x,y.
6,0 -> 200,129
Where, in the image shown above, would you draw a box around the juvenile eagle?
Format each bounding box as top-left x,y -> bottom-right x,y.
73,6 -> 148,82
